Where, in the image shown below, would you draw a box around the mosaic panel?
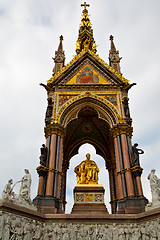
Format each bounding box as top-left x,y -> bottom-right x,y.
58,95 -> 77,108
75,192 -> 104,203
98,94 -> 117,107
76,66 -> 99,84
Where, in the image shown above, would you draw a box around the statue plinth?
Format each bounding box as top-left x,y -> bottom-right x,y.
72,154 -> 108,214
71,184 -> 108,214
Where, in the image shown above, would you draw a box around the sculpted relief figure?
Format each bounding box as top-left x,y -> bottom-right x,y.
4,213 -> 11,240
0,213 -> 4,240
10,215 -> 17,239
130,224 -> 141,240
15,221 -> 23,240
33,221 -> 42,240
112,223 -> 118,240
118,225 -> 125,240
140,223 -> 149,240
0,217 -> 160,240
148,169 -> 160,205
74,153 -> 99,184
131,143 -> 144,167
23,219 -> 33,240
149,221 -> 158,240
52,223 -> 60,240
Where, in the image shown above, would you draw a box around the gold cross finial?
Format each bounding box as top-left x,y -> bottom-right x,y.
81,2 -> 90,10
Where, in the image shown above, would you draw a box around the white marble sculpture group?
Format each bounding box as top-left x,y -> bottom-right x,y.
2,168 -> 160,210
1,169 -> 33,207
147,169 -> 160,209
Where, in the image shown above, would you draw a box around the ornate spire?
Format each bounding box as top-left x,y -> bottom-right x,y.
53,35 -> 65,75
109,35 -> 122,74
76,2 -> 97,54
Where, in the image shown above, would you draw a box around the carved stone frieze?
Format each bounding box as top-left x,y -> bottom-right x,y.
0,212 -> 160,240
55,84 -> 122,92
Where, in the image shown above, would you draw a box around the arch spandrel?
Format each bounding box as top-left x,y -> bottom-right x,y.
53,93 -> 122,128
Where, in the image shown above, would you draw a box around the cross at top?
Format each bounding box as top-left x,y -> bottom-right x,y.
110,35 -> 114,41
81,2 -> 90,10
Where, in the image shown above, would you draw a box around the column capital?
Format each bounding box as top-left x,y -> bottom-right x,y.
36,165 -> 63,176
36,166 -> 48,177
44,124 -> 65,138
111,124 -> 133,138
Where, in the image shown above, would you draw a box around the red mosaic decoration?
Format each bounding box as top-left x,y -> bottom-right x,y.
59,95 -> 76,107
76,66 -> 99,84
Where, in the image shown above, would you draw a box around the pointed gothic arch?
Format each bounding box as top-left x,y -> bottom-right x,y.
59,95 -> 119,128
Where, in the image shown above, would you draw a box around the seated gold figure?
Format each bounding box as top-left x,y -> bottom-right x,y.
74,153 -> 99,184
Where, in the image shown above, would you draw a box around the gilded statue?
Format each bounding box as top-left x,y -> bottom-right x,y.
74,153 -> 99,184
92,41 -> 97,52
76,40 -> 81,54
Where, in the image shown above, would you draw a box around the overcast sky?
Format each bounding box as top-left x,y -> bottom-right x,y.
0,0 -> 160,214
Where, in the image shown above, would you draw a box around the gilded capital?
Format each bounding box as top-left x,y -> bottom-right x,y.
44,124 -> 65,138
111,124 -> 133,138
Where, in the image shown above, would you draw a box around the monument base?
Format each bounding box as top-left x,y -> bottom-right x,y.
71,184 -> 108,214
0,200 -> 160,239
33,195 -> 64,214
117,195 -> 148,214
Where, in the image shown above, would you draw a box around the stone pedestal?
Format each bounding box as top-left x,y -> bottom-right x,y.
117,195 -> 148,214
33,196 -> 64,214
71,184 -> 108,214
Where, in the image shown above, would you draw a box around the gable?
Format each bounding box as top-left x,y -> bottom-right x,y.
66,64 -> 110,85
47,51 -> 129,85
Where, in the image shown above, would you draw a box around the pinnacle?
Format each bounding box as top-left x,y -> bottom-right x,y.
76,2 -> 96,54
109,35 -> 117,53
109,35 -> 121,73
58,35 -> 64,52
